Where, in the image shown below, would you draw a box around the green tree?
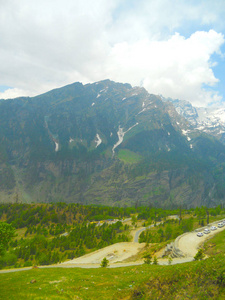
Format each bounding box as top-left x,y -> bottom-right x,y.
143,253 -> 152,264
0,222 -> 15,256
132,215 -> 137,227
194,248 -> 205,261
165,225 -> 173,240
101,257 -> 109,267
153,256 -> 158,265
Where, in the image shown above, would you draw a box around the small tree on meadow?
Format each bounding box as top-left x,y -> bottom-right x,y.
153,256 -> 158,265
194,248 -> 205,261
143,253 -> 152,264
101,257 -> 109,267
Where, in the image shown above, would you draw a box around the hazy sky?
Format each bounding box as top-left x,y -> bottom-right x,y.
0,0 -> 225,107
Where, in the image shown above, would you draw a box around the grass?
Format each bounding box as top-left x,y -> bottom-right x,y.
1,218 -> 225,299
204,228 -> 225,256
117,149 -> 142,164
0,254 -> 224,299
0,265 -> 157,300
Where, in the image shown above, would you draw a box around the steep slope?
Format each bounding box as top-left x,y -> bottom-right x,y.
0,80 -> 225,207
163,97 -> 225,144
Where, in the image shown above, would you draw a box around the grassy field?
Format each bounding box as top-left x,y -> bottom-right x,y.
117,149 -> 142,164
0,229 -> 225,300
204,227 -> 225,256
0,256 -> 224,299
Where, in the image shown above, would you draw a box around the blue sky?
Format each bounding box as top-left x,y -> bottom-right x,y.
0,0 -> 225,107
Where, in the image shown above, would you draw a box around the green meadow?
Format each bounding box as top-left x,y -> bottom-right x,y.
117,149 -> 142,164
0,230 -> 224,299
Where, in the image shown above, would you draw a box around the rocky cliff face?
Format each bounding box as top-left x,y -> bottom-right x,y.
163,97 -> 225,144
0,80 -> 225,207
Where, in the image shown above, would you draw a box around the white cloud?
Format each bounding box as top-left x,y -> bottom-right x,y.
0,0 -> 225,106
0,88 -> 34,99
106,30 -> 224,106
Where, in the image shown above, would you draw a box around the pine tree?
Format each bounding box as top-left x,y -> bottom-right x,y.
101,257 -> 109,267
153,256 -> 158,265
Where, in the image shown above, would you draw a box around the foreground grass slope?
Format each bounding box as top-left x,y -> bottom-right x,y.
0,231 -> 225,299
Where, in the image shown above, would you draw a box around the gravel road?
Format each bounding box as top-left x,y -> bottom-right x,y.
177,222 -> 225,257
61,242 -> 146,265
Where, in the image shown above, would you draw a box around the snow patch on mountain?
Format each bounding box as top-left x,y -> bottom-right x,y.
163,96 -> 225,143
55,141 -> 59,152
112,123 -> 139,155
95,134 -> 102,148
182,129 -> 190,135
138,108 -> 147,115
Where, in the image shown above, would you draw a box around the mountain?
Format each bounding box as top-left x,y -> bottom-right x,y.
163,97 -> 225,144
0,79 -> 225,208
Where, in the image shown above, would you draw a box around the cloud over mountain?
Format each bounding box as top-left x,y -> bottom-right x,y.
0,0 -> 225,106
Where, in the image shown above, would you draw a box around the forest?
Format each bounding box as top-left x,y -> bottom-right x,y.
0,202 -> 224,269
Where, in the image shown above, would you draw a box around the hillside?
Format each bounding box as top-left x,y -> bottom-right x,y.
1,80 -> 225,207
0,203 -> 225,299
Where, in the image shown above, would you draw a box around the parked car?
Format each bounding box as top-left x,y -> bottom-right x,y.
210,226 -> 217,231
197,232 -> 204,237
203,228 -> 211,234
218,222 -> 224,228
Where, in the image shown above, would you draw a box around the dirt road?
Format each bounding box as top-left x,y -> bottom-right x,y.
61,242 -> 146,265
177,223 -> 225,257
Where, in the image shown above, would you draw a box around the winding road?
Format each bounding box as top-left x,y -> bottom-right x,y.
0,219 -> 225,273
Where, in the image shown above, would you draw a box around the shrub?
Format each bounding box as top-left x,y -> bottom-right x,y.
153,256 -> 158,265
194,248 -> 205,261
143,253 -> 152,264
101,257 -> 109,267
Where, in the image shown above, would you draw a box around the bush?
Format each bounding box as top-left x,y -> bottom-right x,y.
153,256 -> 158,265
24,261 -> 33,267
101,257 -> 109,267
0,252 -> 17,268
194,249 -> 205,261
143,253 -> 152,264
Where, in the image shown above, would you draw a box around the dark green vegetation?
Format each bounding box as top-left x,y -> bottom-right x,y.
138,204 -> 224,243
0,203 -> 133,269
0,222 -> 15,256
0,203 -> 224,270
101,257 -> 109,267
194,248 -> 205,261
139,217 -> 194,244
1,80 -> 225,207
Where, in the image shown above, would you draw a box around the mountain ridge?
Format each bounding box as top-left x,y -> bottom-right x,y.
0,80 -> 225,207
163,96 -> 225,144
